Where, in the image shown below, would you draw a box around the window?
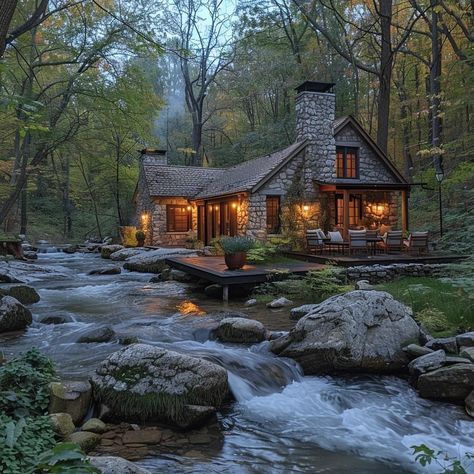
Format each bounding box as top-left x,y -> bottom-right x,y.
335,194 -> 362,226
336,147 -> 358,178
266,196 -> 281,234
166,205 -> 191,232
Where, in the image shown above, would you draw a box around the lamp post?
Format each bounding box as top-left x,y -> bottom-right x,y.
435,169 -> 444,237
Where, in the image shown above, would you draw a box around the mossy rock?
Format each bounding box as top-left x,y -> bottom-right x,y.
0,285 -> 40,304
49,412 -> 75,437
68,431 -> 101,452
81,418 -> 107,433
101,244 -> 124,259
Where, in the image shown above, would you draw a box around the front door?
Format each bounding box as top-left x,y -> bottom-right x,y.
201,199 -> 238,244
335,193 -> 363,229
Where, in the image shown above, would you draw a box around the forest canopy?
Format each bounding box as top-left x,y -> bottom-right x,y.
0,0 -> 472,247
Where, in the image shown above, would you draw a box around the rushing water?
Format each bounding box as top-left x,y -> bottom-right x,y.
1,252 -> 473,473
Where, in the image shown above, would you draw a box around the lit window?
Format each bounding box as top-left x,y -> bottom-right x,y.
166,205 -> 191,232
335,194 -> 362,225
266,196 -> 281,234
336,147 -> 358,179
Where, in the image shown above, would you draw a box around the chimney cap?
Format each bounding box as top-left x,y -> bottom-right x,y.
140,148 -> 167,155
295,81 -> 335,94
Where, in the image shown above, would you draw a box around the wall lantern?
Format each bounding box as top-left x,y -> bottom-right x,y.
376,204 -> 385,216
303,205 -> 310,212
231,202 -> 237,209
186,205 -> 192,211
141,213 -> 148,223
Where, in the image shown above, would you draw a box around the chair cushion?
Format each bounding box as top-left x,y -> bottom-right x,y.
316,229 -> 327,240
380,224 -> 392,236
328,231 -> 343,243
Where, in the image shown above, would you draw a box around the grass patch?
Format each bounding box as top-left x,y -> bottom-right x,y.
378,277 -> 474,335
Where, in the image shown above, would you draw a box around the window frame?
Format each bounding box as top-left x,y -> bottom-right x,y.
266,195 -> 281,234
335,194 -> 362,226
336,146 -> 359,179
166,205 -> 192,232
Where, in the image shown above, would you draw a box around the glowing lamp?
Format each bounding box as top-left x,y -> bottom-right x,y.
231,202 -> 237,209
303,205 -> 310,212
186,205 -> 192,211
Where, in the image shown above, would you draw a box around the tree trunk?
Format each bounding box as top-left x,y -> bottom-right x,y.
376,0 -> 393,154
191,111 -> 203,166
20,183 -> 27,235
0,0 -> 17,57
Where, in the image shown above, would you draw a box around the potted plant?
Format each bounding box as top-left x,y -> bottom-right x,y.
219,236 -> 254,270
135,230 -> 146,247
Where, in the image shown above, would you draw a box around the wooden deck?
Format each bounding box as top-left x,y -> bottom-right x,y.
165,256 -> 325,301
284,251 -> 467,267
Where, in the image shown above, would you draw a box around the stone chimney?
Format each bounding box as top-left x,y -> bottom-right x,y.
295,81 -> 336,182
140,148 -> 168,166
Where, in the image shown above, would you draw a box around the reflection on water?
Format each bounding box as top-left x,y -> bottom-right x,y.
0,252 -> 472,473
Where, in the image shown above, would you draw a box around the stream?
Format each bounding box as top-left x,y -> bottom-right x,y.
1,252 -> 473,473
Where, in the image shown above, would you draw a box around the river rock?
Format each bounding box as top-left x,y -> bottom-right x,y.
466,391 -> 474,418
0,296 -> 33,333
123,248 -> 197,273
417,364 -> 474,400
213,317 -> 266,343
290,304 -> 318,320
49,380 -> 92,424
68,431 -> 101,452
445,356 -> 472,365
91,344 -> 229,428
271,291 -> 420,375
101,245 -> 124,259
244,298 -> 257,307
49,412 -> 75,437
267,297 -> 293,308
77,326 -> 116,343
403,344 -> 434,359
0,285 -> 40,305
81,418 -> 107,433
88,456 -> 152,474
460,347 -> 474,362
355,280 -> 375,290
39,314 -> 73,325
88,267 -> 122,276
0,272 -> 23,283
110,248 -> 146,261
24,251 -> 38,260
456,332 -> 474,348
408,350 -> 446,377
425,337 -> 458,354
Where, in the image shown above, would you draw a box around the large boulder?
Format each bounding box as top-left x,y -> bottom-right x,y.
213,317 -> 267,343
110,248 -> 146,261
88,456 -> 152,474
417,364 -> 474,400
271,290 -> 420,375
123,248 -> 197,273
0,285 -> 40,304
408,350 -> 446,377
466,391 -> 474,418
0,296 -> 32,333
77,326 -> 116,343
290,304 -> 318,321
101,244 -> 124,259
49,380 -> 92,424
91,344 -> 229,428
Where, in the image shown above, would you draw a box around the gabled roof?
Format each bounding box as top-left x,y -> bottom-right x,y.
143,164 -> 225,198
334,115 -> 408,184
195,140 -> 307,199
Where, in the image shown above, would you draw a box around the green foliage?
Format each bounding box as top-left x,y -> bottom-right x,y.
219,236 -> 255,255
247,240 -> 278,263
411,444 -> 474,473
36,442 -> 100,473
415,307 -> 450,333
135,230 -> 146,241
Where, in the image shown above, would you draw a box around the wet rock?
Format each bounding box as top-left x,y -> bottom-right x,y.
418,364 -> 474,400
403,343 -> 434,359
290,304 -> 318,321
23,251 -> 38,260
39,314 -> 73,325
213,317 -> 266,343
110,248 -> 146,261
82,418 -> 107,434
77,326 -> 116,343
267,297 -> 293,308
167,269 -> 194,283
122,428 -> 163,444
460,347 -> 474,362
271,291 -> 420,375
456,332 -> 474,348
445,356 -> 472,365
119,336 -> 140,345
49,380 -> 92,424
149,275 -> 162,283
68,431 -> 101,452
101,245 -> 124,259
408,350 -> 446,377
244,298 -> 257,307
0,284 -> 40,304
123,248 -> 197,273
49,412 -> 75,437
355,280 -> 374,290
88,456 -> 152,474
204,284 -> 222,298
0,296 -> 33,333
466,391 -> 474,418
91,344 -> 229,428
178,405 -> 217,429
88,267 -> 121,276
268,330 -> 288,341
425,337 -> 458,354
0,272 -> 23,283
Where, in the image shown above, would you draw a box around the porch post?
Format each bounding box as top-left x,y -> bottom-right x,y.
401,190 -> 408,234
343,189 -> 350,238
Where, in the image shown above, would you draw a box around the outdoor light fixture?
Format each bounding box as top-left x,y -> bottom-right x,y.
141,213 -> 148,223
231,202 -> 237,209
435,170 -> 444,183
303,205 -> 310,212
186,205 -> 192,211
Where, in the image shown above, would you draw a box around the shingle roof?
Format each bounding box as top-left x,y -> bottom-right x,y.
143,165 -> 225,198
143,141 -> 306,199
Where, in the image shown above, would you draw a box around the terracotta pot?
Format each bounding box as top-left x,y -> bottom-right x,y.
224,251 -> 247,270
136,239 -> 145,247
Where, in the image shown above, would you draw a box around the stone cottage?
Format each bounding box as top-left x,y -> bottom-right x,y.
133,81 -> 410,247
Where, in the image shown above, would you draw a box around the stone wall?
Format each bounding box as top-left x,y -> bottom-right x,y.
335,124 -> 397,183
295,91 -> 336,185
345,263 -> 450,284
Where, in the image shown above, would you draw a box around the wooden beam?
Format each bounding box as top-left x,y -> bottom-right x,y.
343,189 -> 350,238
401,190 -> 409,234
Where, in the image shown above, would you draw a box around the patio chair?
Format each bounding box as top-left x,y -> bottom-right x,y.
327,229 -> 344,254
348,229 -> 368,255
379,230 -> 404,253
306,229 -> 326,254
405,231 -> 429,255
366,229 -> 380,255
